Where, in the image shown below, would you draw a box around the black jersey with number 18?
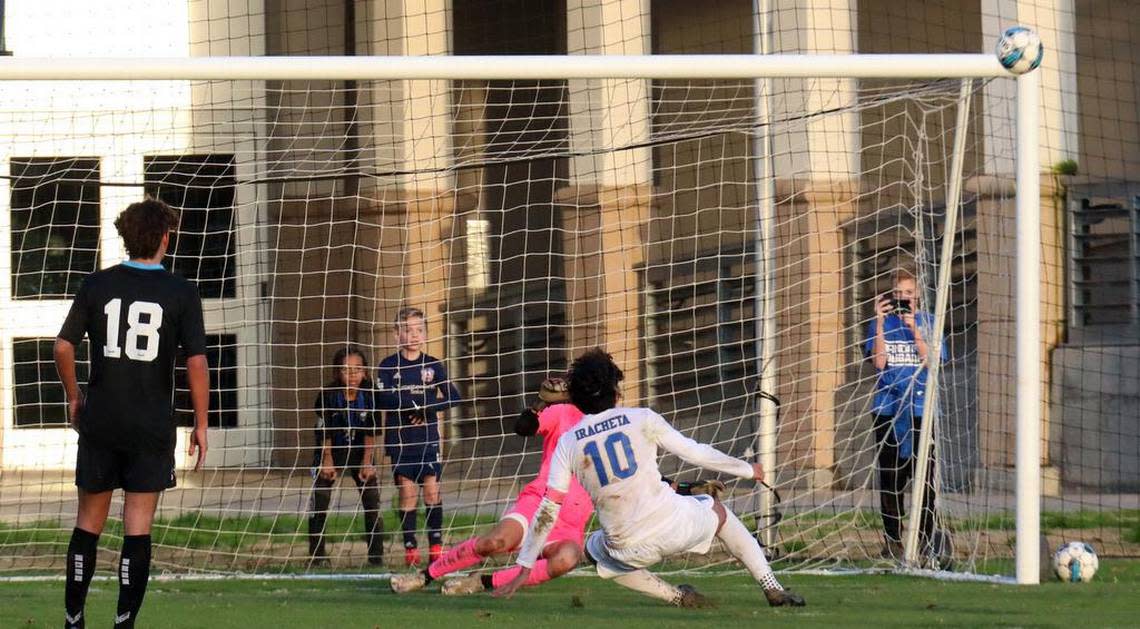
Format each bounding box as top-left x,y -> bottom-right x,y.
58,264 -> 207,452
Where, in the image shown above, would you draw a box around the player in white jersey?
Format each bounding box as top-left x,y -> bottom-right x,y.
494,348 -> 805,608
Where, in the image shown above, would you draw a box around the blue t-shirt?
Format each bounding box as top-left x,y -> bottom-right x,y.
862,311 -> 947,417
376,352 -> 462,460
314,386 -> 378,451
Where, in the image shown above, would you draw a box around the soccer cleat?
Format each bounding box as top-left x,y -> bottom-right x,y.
429,544 -> 444,563
673,583 -> 713,608
389,571 -> 428,594
404,547 -> 422,567
441,574 -> 486,596
764,588 -> 806,607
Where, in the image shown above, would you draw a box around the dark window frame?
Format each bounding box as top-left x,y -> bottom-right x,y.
143,154 -> 238,300
174,333 -> 239,429
13,337 -> 90,429
1066,186 -> 1140,344
9,157 -> 102,300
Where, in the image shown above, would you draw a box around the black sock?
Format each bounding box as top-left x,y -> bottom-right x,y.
400,509 -> 418,549
65,527 -> 99,629
115,535 -> 151,628
425,503 -> 443,546
480,574 -> 494,590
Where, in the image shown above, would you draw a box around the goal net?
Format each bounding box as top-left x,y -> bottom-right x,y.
0,62 -> 1113,582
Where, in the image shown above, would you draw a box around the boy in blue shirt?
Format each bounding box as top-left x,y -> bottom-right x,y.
863,267 -> 945,560
376,307 -> 462,567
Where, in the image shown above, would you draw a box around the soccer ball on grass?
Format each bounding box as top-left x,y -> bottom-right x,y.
1052,541 -> 1098,583
995,26 -> 1043,75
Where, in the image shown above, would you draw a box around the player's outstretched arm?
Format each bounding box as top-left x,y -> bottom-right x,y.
653,414 -> 758,480
186,354 -> 210,471
53,338 -> 82,430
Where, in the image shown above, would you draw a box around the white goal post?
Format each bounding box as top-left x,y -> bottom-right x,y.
0,53 -> 1042,584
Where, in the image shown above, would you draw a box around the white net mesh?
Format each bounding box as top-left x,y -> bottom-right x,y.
0,71 -> 1059,578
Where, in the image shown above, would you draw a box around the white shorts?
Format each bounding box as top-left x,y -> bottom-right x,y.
587,494 -> 719,579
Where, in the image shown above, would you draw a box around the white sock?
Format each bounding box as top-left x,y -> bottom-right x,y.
717,508 -> 783,592
613,569 -> 681,603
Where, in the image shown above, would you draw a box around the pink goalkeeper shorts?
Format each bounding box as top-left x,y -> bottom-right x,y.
504,487 -> 590,548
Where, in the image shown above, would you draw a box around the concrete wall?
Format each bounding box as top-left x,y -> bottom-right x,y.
1051,345 -> 1140,490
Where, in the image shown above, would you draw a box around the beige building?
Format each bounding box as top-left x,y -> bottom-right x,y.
0,0 -> 1136,497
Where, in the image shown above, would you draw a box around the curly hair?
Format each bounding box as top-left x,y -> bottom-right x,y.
327,345 -> 372,389
568,348 -> 624,414
114,198 -> 179,260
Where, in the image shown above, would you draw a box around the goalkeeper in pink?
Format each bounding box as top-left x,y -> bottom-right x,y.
390,378 -> 593,595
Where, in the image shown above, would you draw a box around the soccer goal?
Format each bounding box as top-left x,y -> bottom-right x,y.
0,53 -> 1045,584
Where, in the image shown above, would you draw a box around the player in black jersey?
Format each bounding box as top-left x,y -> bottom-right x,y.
54,199 -> 209,629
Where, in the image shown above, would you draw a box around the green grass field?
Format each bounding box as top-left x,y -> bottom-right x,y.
3,560 -> 1139,628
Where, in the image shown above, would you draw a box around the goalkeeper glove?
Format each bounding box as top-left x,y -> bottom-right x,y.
530,376 -> 569,414
676,479 -> 727,500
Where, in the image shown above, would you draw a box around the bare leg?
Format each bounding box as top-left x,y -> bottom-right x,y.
487,539 -> 581,589
427,517 -> 524,581
75,489 -> 113,535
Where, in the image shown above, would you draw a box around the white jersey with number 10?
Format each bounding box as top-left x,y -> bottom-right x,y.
546,407 -> 754,550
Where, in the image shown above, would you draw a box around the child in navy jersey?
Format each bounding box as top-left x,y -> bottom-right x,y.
863,266 -> 948,560
309,346 -> 383,566
376,307 -> 462,567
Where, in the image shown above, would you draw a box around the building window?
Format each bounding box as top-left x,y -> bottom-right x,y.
174,334 -> 238,428
13,337 -> 90,428
1069,191 -> 1140,331
643,252 -> 756,418
10,158 -> 101,300
144,155 -> 237,299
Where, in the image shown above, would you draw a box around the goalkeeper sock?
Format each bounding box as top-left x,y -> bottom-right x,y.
425,502 -> 443,547
612,569 -> 681,603
426,537 -> 483,581
115,534 -> 152,627
65,527 -> 99,629
490,560 -> 552,589
399,509 -> 418,549
717,509 -> 783,592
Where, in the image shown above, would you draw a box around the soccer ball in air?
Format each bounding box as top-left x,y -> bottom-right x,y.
995,26 -> 1044,74
1052,541 -> 1099,583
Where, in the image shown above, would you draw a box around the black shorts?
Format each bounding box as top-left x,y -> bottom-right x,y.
75,435 -> 176,493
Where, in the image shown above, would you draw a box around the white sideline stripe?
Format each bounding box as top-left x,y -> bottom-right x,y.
0,573 -> 398,583
0,568 -> 1017,585
0,54 -> 1012,81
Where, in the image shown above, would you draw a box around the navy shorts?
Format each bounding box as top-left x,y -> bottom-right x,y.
392,461 -> 442,484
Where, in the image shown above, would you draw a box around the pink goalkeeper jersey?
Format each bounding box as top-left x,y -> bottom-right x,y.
520,404 -> 594,525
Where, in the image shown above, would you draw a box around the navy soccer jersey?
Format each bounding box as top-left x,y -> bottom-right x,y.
375,352 -> 461,462
57,263 -> 207,452
313,386 -> 378,457
862,311 -> 947,416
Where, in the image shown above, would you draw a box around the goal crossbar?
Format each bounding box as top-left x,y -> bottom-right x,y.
0,54 -> 1010,81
